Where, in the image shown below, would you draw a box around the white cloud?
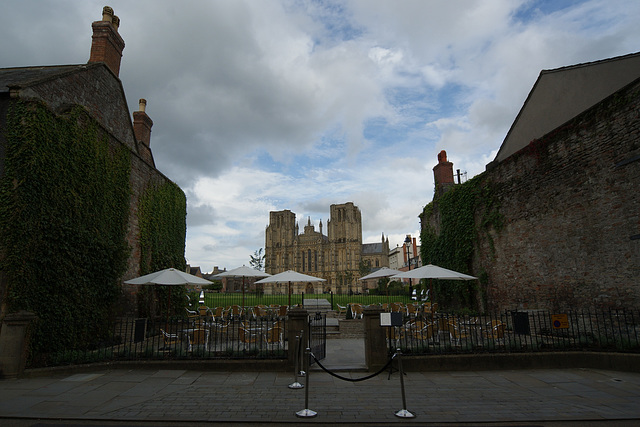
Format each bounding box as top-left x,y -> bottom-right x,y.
2,0 -> 639,272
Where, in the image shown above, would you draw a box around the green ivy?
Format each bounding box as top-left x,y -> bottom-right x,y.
0,101 -> 131,358
137,181 -> 187,317
419,175 -> 503,310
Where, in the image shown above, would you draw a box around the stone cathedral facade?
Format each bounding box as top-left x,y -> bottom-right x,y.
264,202 -> 389,295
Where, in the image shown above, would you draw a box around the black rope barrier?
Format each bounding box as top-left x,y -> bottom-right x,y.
309,351 -> 397,382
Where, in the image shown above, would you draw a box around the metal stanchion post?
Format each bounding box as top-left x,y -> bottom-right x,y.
394,349 -> 415,418
289,335 -> 304,389
296,347 -> 317,418
298,329 -> 306,377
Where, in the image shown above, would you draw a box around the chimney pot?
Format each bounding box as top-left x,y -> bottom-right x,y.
102,6 -> 114,22
437,150 -> 448,163
112,15 -> 120,30
138,98 -> 147,112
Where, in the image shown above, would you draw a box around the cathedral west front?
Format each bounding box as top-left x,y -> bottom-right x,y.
264,202 -> 389,295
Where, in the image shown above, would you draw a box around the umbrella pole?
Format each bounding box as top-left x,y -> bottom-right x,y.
386,280 -> 390,308
242,276 -> 246,313
288,282 -> 291,308
166,287 -> 172,330
429,278 -> 434,322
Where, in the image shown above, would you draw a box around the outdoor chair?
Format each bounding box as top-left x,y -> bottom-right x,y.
278,305 -> 288,317
188,328 -> 209,352
230,305 -> 243,319
350,303 -> 364,319
211,321 -> 230,345
390,302 -> 404,313
484,320 -> 505,343
254,305 -> 267,319
239,327 -> 259,345
412,323 -> 435,341
264,324 -> 283,347
445,322 -> 469,345
198,305 -> 209,316
160,329 -> 180,351
336,304 -> 347,317
211,306 -> 224,321
436,317 -> 455,330
406,303 -> 419,317
186,308 -> 200,327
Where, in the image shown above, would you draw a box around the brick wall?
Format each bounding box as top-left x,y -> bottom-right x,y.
474,79 -> 640,311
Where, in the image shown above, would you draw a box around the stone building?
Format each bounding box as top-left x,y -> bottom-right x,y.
389,235 -> 421,272
264,202 -> 389,294
0,7 -> 184,315
422,52 -> 640,311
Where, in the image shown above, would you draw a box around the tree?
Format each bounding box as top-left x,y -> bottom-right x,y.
250,248 -> 265,271
359,260 -> 371,276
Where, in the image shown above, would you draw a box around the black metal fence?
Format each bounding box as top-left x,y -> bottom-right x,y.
386,308 -> 640,355
28,309 -> 288,369
28,303 -> 640,369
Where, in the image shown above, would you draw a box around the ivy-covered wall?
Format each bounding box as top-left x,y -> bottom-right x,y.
0,101 -> 131,357
0,94 -> 189,361
136,181 -> 187,317
419,175 -> 503,312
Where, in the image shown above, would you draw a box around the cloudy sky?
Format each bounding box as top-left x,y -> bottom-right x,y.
2,1 -> 639,272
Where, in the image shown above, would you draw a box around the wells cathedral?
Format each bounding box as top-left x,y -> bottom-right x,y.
264,203 -> 389,294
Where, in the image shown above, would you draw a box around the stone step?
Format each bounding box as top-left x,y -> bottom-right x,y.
302,298 -> 332,313
337,319 -> 365,338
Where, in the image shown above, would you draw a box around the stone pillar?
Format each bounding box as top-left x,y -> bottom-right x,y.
286,306 -> 309,368
0,311 -> 37,379
363,305 -> 387,371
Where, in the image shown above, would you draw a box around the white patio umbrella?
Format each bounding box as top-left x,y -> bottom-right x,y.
124,268 -> 212,322
359,267 -> 403,306
391,264 -> 477,281
358,267 -> 402,281
391,264 -> 477,318
213,266 -> 270,309
125,268 -> 213,286
255,270 -> 326,307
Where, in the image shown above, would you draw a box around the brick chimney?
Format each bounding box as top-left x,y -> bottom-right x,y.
133,99 -> 155,165
433,150 -> 454,195
88,6 -> 125,77
133,99 -> 153,147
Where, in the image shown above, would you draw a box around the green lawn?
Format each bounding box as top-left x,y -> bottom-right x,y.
193,292 -> 412,310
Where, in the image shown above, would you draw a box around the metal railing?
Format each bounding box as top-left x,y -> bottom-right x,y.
386,308 -> 640,355
29,311 -> 288,369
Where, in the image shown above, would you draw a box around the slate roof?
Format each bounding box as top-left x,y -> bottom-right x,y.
492,51 -> 640,164
362,242 -> 384,254
0,65 -> 91,93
